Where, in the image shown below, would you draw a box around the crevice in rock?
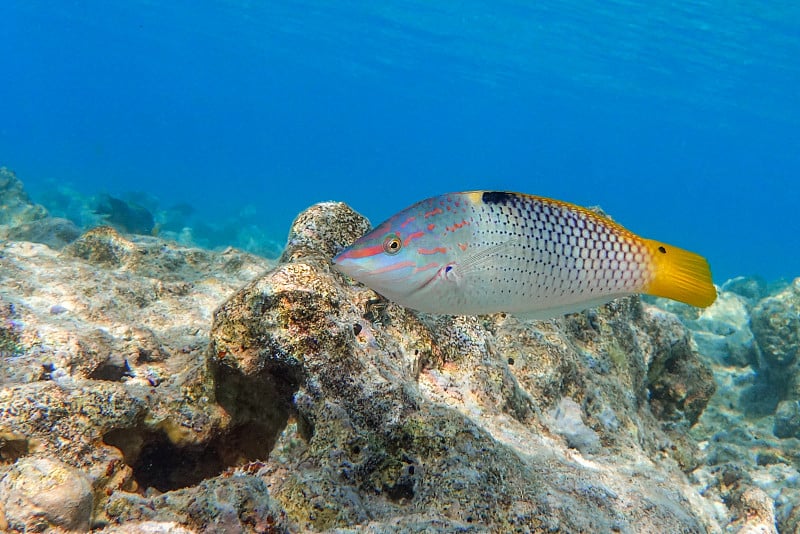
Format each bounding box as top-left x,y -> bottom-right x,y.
213,358 -> 302,445
102,361 -> 300,493
0,436 -> 29,463
104,428 -> 219,492
88,355 -> 133,381
103,425 -> 281,493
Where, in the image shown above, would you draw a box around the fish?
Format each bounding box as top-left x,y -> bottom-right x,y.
332,191 -> 716,318
94,194 -> 155,235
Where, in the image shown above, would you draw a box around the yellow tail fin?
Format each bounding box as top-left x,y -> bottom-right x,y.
642,238 -> 717,307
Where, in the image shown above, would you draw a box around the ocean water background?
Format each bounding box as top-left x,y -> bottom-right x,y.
1,1 -> 798,282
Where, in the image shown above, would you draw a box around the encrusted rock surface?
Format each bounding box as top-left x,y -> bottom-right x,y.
655,277 -> 800,533
5,217 -> 82,249
752,281 -> 800,370
3,171 -> 799,532
0,167 -> 48,228
0,215 -> 279,530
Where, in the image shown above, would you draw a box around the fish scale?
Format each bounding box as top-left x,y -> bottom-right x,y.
333,191 -> 716,318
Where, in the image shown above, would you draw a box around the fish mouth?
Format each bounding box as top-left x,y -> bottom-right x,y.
331,255 -> 383,284
331,261 -> 365,280
331,254 -> 430,295
331,253 -> 361,276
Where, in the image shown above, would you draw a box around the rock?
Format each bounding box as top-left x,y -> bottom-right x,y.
645,308 -> 716,426
0,193 -> 767,532
656,278 -> 800,534
0,167 -> 48,226
0,297 -> 22,359
96,521 -> 196,534
0,457 -> 93,532
751,279 -> 800,369
279,201 -> 371,262
691,291 -> 757,368
773,400 -> 800,439
0,234 -> 274,528
548,397 -> 601,454
5,217 -> 81,249
721,276 -> 770,302
728,486 -> 778,534
777,487 -> 800,533
63,226 -> 139,267
103,470 -> 290,533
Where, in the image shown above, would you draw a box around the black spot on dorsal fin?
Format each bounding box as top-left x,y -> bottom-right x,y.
482,191 -> 514,205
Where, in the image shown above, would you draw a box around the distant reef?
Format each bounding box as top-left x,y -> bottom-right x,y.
1,167 -> 798,532
0,167 -> 283,258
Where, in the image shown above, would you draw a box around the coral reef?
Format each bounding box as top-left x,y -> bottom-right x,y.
1,170 -> 799,532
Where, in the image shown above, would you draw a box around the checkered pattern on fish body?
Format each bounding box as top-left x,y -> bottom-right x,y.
456,191 -> 655,315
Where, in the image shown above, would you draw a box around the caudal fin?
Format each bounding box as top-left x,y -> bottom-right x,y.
642,239 -> 717,308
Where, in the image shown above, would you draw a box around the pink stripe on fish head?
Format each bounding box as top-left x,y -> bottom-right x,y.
333,193 -> 480,308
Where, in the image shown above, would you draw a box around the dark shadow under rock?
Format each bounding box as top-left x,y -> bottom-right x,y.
0,434 -> 29,464
212,359 -> 300,459
103,416 -> 289,494
104,428 -> 228,493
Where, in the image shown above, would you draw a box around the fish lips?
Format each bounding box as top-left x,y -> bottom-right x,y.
331,250 -> 422,294
331,252 -> 361,277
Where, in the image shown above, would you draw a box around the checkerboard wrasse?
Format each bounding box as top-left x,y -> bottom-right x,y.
333,191 -> 716,319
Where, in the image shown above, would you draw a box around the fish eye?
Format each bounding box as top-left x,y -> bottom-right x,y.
383,234 -> 402,255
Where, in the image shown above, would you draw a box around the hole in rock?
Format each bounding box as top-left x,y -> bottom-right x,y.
214,359 -> 301,444
89,355 -> 133,381
104,428 -> 222,492
104,423 -> 284,493
0,436 -> 29,463
103,360 -> 301,493
385,476 -> 415,502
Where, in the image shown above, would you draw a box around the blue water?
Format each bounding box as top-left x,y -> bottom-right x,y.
1,1 -> 798,282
